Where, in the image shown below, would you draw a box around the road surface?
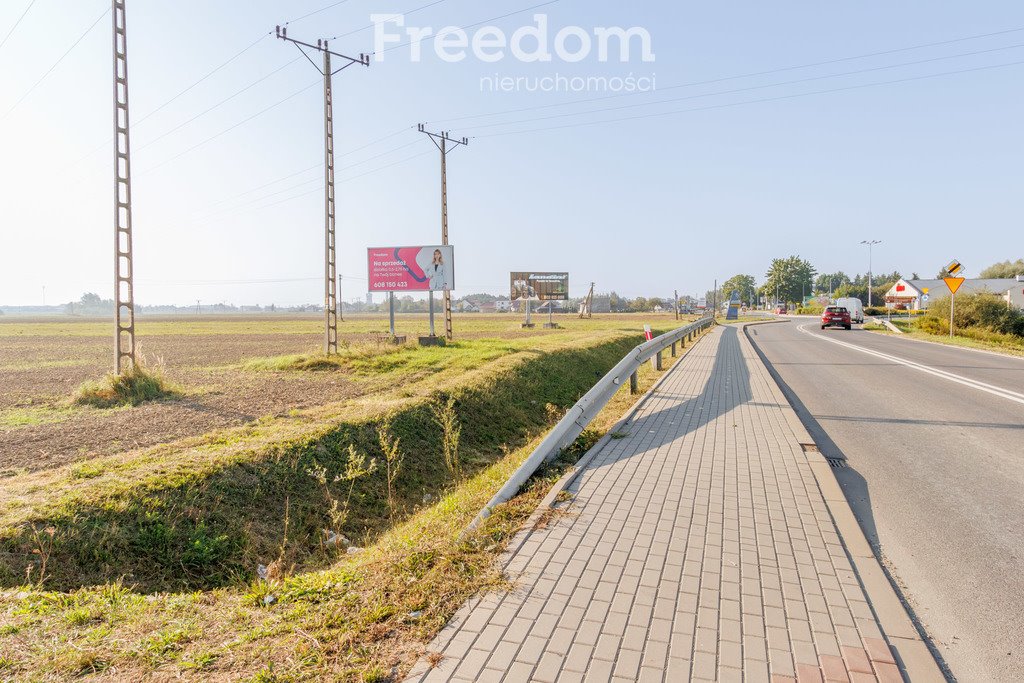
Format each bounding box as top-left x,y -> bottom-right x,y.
746,319 -> 1024,681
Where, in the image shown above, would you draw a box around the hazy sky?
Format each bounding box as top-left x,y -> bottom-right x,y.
1,0 -> 1021,306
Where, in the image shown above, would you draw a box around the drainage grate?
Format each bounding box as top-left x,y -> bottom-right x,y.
827,458 -> 847,469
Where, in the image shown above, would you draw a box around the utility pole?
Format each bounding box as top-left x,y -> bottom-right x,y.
579,282 -> 594,319
112,0 -> 136,374
275,26 -> 369,354
861,240 -> 881,308
418,124 -> 468,341
674,289 -> 679,320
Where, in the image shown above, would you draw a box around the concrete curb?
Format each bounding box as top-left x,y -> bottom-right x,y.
743,324 -> 947,682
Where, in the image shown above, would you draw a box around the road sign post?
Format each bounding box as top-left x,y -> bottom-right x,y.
944,276 -> 965,338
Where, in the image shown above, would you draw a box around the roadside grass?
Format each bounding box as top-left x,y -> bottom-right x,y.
73,362 -> 180,408
0,322 -> 714,681
865,319 -> 1024,357
0,406 -> 76,428
0,327 -> 686,591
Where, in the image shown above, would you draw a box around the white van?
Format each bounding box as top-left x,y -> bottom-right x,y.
835,297 -> 864,324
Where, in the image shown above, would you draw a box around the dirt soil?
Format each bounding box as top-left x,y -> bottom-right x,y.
0,316 -> 462,473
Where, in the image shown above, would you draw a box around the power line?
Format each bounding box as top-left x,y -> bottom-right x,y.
190,127 -> 417,215
377,0 -> 563,55
285,0 -> 354,27
2,5 -> 109,119
137,79 -> 322,175
135,57 -> 301,152
431,25 -> 1024,126
329,0 -> 452,41
0,0 -> 38,53
473,59 -> 1024,138
457,42 -> 1024,133
135,34 -> 272,128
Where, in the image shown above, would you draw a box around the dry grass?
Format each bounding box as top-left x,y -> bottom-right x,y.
0,318 -> 715,681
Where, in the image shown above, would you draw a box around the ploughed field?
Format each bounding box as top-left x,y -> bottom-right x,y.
0,313 -> 667,472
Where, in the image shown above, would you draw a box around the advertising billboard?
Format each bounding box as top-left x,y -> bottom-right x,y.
367,246 -> 455,292
510,272 -> 569,301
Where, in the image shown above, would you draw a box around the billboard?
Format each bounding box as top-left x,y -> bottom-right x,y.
510,272 -> 569,301
367,246 -> 455,292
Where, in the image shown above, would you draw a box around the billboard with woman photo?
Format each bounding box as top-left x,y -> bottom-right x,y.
367,245 -> 455,292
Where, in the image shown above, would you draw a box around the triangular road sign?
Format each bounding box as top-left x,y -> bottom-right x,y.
944,277 -> 965,295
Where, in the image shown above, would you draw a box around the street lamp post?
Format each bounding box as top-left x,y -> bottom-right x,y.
860,240 -> 882,307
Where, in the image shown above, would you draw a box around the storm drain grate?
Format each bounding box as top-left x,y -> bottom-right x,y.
827,458 -> 847,469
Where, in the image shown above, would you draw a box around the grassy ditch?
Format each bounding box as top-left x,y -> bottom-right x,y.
0,324 -> 714,681
0,336 -> 642,592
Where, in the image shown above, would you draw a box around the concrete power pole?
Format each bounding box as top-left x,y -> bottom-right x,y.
112,0 -> 136,373
275,26 -> 369,354
418,124 -> 468,341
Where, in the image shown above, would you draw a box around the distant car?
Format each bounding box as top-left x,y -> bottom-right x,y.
821,306 -> 852,330
774,304 -> 788,315
835,297 -> 864,324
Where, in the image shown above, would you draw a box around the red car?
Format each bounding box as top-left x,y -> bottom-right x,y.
774,304 -> 788,315
821,306 -> 852,330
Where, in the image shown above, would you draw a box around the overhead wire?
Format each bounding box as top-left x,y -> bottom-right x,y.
455,41 -> 1024,133
2,4 -> 109,119
0,0 -> 38,53
429,25 -> 1024,126
472,59 -> 1024,138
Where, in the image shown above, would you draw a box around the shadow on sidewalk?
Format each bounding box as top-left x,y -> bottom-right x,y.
572,325 -> 754,482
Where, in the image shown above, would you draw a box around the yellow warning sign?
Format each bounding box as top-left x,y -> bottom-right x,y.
944,277 -> 965,295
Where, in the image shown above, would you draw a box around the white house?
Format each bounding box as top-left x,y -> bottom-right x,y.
884,277 -> 1024,310
1005,282 -> 1024,310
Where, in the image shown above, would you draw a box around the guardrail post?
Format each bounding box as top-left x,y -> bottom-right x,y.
630,370 -> 638,394
653,350 -> 663,371
671,341 -> 677,357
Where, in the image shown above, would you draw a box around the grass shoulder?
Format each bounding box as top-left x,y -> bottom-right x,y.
0,324 -> 715,681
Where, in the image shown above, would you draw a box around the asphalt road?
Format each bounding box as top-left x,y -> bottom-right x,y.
746,318 -> 1024,682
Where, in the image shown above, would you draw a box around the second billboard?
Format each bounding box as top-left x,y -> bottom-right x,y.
510,272 -> 569,301
368,246 -> 455,292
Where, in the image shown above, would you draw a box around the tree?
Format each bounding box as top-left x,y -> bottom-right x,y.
721,274 -> 756,306
980,259 -> 1024,279
762,256 -> 816,305
814,272 -> 851,296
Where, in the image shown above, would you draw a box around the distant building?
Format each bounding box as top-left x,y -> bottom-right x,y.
1005,283 -> 1024,310
884,277 -> 1024,310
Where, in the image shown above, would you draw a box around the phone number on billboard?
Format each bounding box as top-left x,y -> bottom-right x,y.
375,281 -> 412,289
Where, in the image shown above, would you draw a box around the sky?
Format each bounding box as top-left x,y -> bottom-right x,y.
1,0 -> 1022,307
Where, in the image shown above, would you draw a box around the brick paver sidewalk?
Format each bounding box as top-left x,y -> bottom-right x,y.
407,325 -> 928,682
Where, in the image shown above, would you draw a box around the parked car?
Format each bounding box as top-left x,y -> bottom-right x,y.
835,297 -> 864,324
821,306 -> 852,330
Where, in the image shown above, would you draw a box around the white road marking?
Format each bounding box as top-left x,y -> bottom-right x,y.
797,323 -> 1024,406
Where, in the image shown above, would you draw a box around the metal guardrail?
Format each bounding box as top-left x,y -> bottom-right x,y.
466,314 -> 715,531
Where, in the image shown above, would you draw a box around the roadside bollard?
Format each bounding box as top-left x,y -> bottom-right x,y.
630,371 -> 638,394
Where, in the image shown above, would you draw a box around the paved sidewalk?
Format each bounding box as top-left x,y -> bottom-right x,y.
408,325 -> 933,682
